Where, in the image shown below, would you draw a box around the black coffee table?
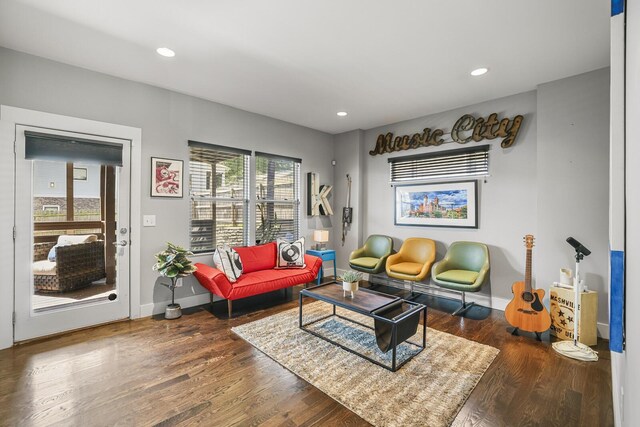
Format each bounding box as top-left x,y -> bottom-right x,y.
299,282 -> 427,372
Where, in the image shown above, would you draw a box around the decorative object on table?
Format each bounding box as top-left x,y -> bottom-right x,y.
313,229 -> 329,250
504,235 -> 551,339
306,172 -> 333,216
349,234 -> 394,275
394,180 -> 478,228
276,237 -> 306,268
232,302 -> 499,427
212,244 -> 243,283
559,268 -> 573,286
431,240 -> 490,316
341,174 -> 353,246
340,270 -> 362,298
152,242 -> 197,319
151,157 -> 183,198
552,237 -> 599,362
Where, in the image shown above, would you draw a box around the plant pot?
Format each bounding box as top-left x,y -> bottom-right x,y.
342,281 -> 359,298
165,303 -> 182,319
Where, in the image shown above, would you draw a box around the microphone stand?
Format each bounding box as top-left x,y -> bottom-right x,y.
551,248 -> 598,361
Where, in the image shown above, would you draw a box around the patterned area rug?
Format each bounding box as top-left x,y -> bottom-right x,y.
232,302 -> 499,427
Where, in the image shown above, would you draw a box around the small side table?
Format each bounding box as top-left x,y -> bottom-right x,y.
306,249 -> 337,285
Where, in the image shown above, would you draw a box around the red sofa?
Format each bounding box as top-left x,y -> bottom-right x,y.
193,242 -> 322,317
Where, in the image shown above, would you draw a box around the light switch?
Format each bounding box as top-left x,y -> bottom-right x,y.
143,215 -> 156,227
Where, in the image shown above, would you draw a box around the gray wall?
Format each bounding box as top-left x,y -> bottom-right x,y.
358,91 -> 539,304
537,68 -> 610,325
0,47 -> 334,308
343,68 -> 610,327
332,130 -> 364,269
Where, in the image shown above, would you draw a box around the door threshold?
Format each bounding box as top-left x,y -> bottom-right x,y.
13,317 -> 130,346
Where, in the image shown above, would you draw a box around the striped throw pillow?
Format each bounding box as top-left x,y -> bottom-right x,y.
213,245 -> 244,282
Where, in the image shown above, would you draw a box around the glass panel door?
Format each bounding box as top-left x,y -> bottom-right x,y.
14,126 -> 130,341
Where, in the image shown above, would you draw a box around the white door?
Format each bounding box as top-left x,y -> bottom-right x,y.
14,125 -> 131,341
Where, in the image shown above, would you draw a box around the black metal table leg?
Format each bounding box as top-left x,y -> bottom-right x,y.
299,292 -> 303,327
422,306 -> 427,348
391,324 -> 398,372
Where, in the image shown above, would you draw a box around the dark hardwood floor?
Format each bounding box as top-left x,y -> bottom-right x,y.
0,283 -> 614,427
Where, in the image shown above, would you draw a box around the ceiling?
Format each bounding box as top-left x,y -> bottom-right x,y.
0,0 -> 610,134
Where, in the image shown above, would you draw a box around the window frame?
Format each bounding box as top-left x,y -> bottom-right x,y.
188,141 -> 251,254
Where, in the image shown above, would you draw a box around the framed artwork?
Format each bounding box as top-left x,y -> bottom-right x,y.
394,180 -> 478,228
73,167 -> 87,181
151,157 -> 183,198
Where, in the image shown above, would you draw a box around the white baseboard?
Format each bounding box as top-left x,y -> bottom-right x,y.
139,292 -> 214,317
597,322 -> 610,339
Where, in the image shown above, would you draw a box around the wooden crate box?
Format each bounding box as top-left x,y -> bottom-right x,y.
549,286 -> 598,346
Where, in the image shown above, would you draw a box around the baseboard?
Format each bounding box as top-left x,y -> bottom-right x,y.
597,322 -> 610,339
139,292 -> 214,317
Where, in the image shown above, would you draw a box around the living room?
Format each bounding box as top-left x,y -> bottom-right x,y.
0,1 -> 637,426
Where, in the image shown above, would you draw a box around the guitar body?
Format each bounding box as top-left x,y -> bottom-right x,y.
505,281 -> 552,332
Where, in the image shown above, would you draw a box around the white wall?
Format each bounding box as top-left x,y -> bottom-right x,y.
0,47 -> 334,313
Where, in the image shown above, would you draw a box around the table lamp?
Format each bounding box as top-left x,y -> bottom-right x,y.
313,229 -> 329,250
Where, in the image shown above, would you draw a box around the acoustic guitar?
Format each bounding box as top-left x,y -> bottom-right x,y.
505,235 -> 551,335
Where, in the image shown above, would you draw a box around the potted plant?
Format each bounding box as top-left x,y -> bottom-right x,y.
341,270 -> 363,298
153,242 -> 197,319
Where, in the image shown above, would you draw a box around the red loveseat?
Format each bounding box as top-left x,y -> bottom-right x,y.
193,242 -> 322,317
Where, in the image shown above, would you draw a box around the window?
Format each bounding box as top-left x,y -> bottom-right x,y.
189,141 -> 250,253
389,145 -> 489,183
255,152 -> 301,243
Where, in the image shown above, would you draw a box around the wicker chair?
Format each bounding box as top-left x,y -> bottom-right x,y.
33,240 -> 106,293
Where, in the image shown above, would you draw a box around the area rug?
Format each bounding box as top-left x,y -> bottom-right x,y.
231,302 -> 499,427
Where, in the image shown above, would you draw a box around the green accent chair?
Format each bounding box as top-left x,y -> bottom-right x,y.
349,235 -> 394,275
431,241 -> 490,316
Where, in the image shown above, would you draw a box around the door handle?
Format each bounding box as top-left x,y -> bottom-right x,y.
113,240 -> 128,247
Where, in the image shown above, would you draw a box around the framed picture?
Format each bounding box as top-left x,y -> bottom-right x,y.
151,157 -> 183,198
73,167 -> 87,181
394,180 -> 478,228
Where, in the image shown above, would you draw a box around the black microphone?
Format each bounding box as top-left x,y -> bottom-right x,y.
566,237 -> 591,257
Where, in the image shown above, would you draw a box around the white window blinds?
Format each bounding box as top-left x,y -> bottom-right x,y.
389,145 -> 489,183
189,141 -> 250,253
254,152 -> 301,243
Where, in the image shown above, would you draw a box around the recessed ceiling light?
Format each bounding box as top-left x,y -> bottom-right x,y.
337,111 -> 348,117
470,67 -> 488,76
156,47 -> 176,58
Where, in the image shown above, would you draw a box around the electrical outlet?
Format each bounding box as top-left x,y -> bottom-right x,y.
143,215 -> 156,227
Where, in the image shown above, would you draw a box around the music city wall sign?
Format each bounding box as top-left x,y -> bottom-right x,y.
369,113 -> 524,156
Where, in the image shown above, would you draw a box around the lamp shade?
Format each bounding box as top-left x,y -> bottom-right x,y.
313,229 -> 329,243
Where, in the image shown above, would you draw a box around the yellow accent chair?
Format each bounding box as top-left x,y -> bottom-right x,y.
431,241 -> 490,316
385,238 -> 436,292
349,235 -> 394,274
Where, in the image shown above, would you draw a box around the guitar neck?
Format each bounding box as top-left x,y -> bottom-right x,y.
525,248 -> 532,291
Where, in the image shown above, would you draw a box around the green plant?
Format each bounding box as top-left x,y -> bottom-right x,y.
341,270 -> 363,283
152,242 -> 197,305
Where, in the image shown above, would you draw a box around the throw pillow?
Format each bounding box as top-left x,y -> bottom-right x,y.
276,237 -> 306,269
213,245 -> 244,283
47,245 -> 59,262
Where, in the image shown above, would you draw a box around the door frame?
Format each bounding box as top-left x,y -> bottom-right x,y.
0,105 -> 142,349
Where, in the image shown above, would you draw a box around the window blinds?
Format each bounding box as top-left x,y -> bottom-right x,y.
188,141 -> 249,253
255,153 -> 301,243
389,145 -> 489,183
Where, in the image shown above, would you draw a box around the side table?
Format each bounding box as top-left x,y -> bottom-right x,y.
306,249 -> 337,285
